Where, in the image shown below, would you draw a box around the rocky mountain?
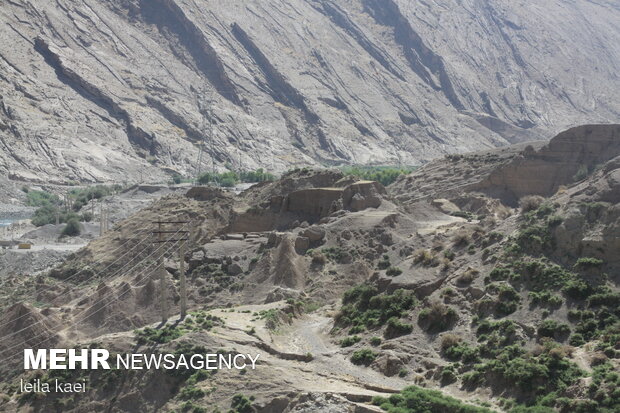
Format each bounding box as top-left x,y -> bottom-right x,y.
0,0 -> 619,184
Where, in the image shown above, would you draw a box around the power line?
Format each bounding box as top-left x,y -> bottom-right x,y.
0,223 -> 188,343
0,226 -> 188,363
0,224 -> 154,331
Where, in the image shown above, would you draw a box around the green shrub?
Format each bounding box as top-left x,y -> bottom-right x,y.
197,169 -> 274,187
482,231 -> 504,248
338,286 -> 416,329
518,261 -> 575,292
386,266 -> 403,277
340,335 -> 362,347
510,406 -> 555,413
219,175 -> 237,187
70,185 -> 115,211
180,401 -> 207,413
377,254 -> 391,270
489,267 -> 512,281
562,279 -> 593,300
485,344 -> 583,394
529,290 -> 563,308
537,320 -> 571,340
371,385 -> 495,413
495,284 -> 520,316
442,338 -> 479,363
588,291 -> 620,307
585,362 -> 620,411
519,196 -> 545,213
26,189 -> 59,207
384,317 -> 413,338
350,349 -> 377,366
440,364 -> 458,384
370,336 -> 382,346
135,325 -> 183,344
339,166 -> 414,187
31,205 -> 59,226
80,212 -> 94,222
515,224 -> 552,253
321,247 -> 347,262
238,168 -> 275,183
418,302 -> 458,333
230,394 -> 254,413
574,257 -> 604,269
569,333 -> 585,346
475,320 -> 519,352
179,385 -> 205,400
62,218 -> 82,237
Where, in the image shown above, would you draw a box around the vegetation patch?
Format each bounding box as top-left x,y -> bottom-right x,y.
340,165 -> 415,186
230,394 -> 255,413
537,320 -> 571,341
372,385 -> 495,413
135,312 -> 222,344
339,335 -> 362,347
135,325 -> 184,344
337,285 -> 416,330
198,168 -> 275,187
384,317 -> 413,339
418,301 -> 458,333
385,266 -> 403,276
350,348 -> 378,366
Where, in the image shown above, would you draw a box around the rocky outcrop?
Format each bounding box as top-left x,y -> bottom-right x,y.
0,302 -> 60,352
285,188 -> 343,218
342,180 -> 386,212
474,124 -> 620,205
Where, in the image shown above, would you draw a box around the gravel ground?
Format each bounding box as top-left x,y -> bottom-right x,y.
0,248 -> 68,277
0,203 -> 35,220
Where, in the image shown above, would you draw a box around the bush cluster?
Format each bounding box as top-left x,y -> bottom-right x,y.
350,348 -> 377,366
198,168 -> 275,187
418,301 -> 458,333
337,285 -> 416,329
372,386 -> 495,413
339,335 -> 361,347
340,166 -> 414,186
384,317 -> 413,338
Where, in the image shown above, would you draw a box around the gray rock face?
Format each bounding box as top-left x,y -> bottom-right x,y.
0,0 -> 618,183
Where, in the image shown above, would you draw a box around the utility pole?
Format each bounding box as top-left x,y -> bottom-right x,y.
179,236 -> 187,318
157,222 -> 167,322
99,201 -> 104,236
103,199 -> 111,232
152,221 -> 189,322
103,204 -> 109,233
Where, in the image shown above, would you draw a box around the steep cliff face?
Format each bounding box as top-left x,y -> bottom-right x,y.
0,0 -> 618,183
473,124 -> 620,204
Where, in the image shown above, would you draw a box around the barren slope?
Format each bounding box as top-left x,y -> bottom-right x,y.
0,0 -> 618,183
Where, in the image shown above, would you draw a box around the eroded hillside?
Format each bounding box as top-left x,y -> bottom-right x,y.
1,0 -> 619,183
0,125 -> 619,412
